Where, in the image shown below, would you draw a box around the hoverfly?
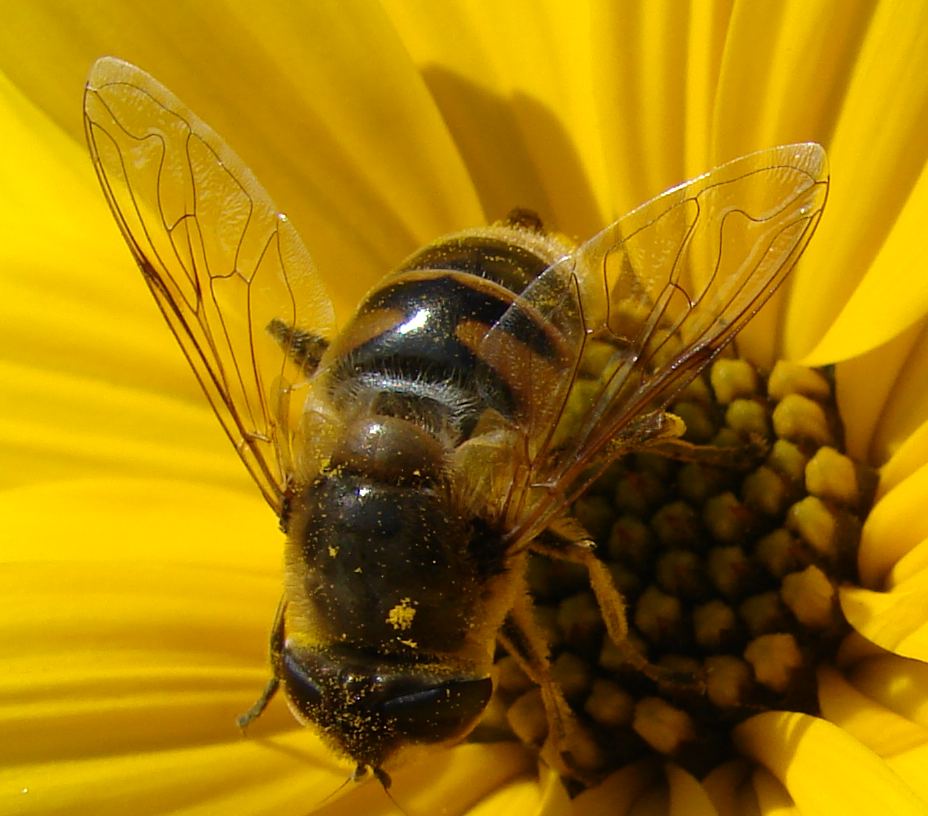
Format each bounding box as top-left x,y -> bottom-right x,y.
83,56 -> 828,787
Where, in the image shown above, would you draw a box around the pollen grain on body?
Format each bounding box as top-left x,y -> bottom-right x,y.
386,597 -> 417,631
483,356 -> 877,784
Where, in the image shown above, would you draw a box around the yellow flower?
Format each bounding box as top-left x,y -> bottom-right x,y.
2,1 -> 928,814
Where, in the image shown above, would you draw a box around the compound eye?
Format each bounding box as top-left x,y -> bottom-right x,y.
280,649 -> 324,717
382,676 -> 492,743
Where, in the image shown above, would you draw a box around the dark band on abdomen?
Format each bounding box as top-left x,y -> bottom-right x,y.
325,235 -> 560,436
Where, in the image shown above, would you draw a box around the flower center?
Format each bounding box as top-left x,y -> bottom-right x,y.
481,357 -> 876,783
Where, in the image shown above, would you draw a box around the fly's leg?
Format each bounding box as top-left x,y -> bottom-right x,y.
616,408 -> 767,470
267,319 -> 329,376
531,534 -> 706,695
237,597 -> 286,731
644,432 -> 769,470
499,598 -> 604,785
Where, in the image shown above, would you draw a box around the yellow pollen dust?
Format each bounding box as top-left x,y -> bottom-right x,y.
386,597 -> 417,631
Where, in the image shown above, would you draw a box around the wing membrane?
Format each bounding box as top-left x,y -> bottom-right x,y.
84,57 -> 336,513
481,144 -> 828,538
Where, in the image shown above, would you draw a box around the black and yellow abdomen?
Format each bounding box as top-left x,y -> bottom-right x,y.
320,221 -> 573,442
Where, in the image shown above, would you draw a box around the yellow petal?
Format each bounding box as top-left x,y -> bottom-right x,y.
835,322 -> 922,466
843,656 -> 928,804
573,761 -> 660,815
734,711 -> 926,814
1,1 -> 482,316
849,654 -> 928,730
5,740 -> 530,816
750,767 -> 799,815
0,360 -> 249,492
878,418 -> 928,496
464,777 -> 542,816
889,532 -> 928,587
1,480 -> 279,753
711,3 -> 861,153
1,480 -> 322,814
868,325 -> 928,473
0,70 -> 189,399
0,67 -> 129,274
2,479 -> 274,565
534,766 -> 573,816
883,745 -> 928,811
701,760 -> 753,816
385,0 -> 608,236
465,777 -> 547,816
837,317 -> 928,470
709,2 -> 870,364
808,158 -> 928,364
835,630 -> 889,669
857,463 -> 928,588
664,764 -> 718,816
0,69 -> 260,492
464,765 -> 567,816
593,2 -> 708,211
380,744 -> 533,816
817,665 -> 928,756
783,1 -> 928,360
840,579 -> 928,665
7,731 -> 343,816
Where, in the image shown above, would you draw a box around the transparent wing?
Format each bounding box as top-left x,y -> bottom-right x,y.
84,57 -> 337,514
479,143 -> 829,539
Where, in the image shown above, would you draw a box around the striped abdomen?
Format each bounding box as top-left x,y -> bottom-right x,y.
322,221 -> 572,442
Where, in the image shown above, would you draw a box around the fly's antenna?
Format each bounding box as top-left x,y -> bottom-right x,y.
313,774 -> 354,810
372,766 -> 412,816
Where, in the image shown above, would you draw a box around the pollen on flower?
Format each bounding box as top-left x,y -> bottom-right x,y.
704,655 -> 753,707
709,358 -> 758,403
725,398 -> 771,437
692,600 -> 737,649
632,697 -> 696,754
742,464 -> 791,516
767,438 -> 809,483
744,632 -> 803,692
787,495 -> 838,558
584,678 -> 634,727
780,565 -> 837,628
767,360 -> 832,400
479,355 -> 876,787
804,447 -> 860,504
772,394 -> 833,445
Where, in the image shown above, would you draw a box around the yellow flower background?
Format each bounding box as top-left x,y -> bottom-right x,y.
2,1 -> 928,813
